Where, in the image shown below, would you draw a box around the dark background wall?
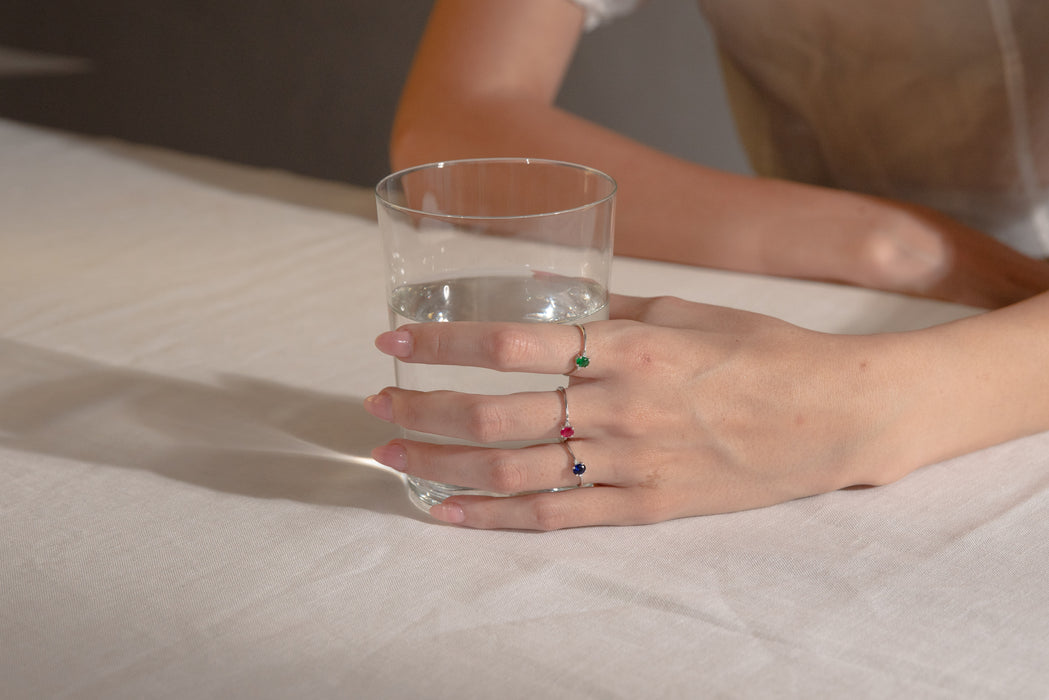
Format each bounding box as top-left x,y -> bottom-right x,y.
0,0 -> 749,188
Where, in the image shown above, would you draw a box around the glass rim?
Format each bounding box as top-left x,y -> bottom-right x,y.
374,157 -> 617,221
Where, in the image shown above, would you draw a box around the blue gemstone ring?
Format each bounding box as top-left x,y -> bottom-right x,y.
562,440 -> 589,488
568,324 -> 590,374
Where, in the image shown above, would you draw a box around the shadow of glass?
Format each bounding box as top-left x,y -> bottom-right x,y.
0,338 -> 421,520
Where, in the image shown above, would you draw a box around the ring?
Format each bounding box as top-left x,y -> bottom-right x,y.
568,324 -> 590,373
556,385 -> 574,440
562,440 -> 588,487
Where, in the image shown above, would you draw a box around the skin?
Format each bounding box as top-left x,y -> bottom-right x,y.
391,0 -> 1049,308
365,292 -> 1049,530
369,0 -> 1049,529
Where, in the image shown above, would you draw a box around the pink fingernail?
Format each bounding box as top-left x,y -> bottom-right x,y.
375,331 -> 413,358
371,443 -> 407,471
430,502 -> 465,524
363,393 -> 393,421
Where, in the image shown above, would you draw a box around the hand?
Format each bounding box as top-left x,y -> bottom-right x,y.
364,294 -> 933,530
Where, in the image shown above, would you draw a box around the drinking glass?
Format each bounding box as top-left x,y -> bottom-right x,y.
375,158 -> 616,513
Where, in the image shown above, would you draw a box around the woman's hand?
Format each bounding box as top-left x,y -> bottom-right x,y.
363,294 -> 955,530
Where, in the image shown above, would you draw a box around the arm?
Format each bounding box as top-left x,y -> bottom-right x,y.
364,291 -> 1049,529
392,0 -> 1049,308
893,289 -> 1049,471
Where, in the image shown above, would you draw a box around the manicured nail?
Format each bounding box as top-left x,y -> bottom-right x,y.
375,331 -> 413,358
363,393 -> 393,421
429,502 -> 465,524
371,443 -> 407,471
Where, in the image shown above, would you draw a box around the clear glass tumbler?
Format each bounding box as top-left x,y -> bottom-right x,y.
374,158 -> 616,513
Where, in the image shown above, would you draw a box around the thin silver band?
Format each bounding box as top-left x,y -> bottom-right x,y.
562,440 -> 588,487
568,324 -> 590,374
557,385 -> 574,440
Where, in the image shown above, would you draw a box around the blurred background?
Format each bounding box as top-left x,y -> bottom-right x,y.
0,0 -> 750,189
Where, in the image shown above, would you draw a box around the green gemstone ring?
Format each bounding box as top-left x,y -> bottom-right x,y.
569,324 -> 589,374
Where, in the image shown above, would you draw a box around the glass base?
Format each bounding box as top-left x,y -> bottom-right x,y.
406,476 -> 500,512
406,476 -> 578,514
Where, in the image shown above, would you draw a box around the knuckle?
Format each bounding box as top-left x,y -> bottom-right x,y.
529,499 -> 572,531
615,399 -> 667,438
629,487 -> 678,524
430,325 -> 454,363
636,295 -> 688,323
617,403 -> 648,438
486,452 -> 528,493
484,327 -> 540,371
462,398 -> 509,443
611,326 -> 666,375
390,392 -> 419,429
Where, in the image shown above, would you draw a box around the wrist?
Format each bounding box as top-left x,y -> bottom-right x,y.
865,299 -> 1049,483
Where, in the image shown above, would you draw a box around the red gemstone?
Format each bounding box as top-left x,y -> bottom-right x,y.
560,426 -> 575,439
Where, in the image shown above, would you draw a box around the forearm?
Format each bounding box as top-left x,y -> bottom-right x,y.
393,93 -> 1029,301
875,290 -> 1049,482
389,0 -> 887,281
391,0 -> 1049,307
930,291 -> 1049,443
393,95 -> 872,277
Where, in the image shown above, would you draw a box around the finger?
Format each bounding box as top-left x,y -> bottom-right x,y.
372,438 -> 614,494
375,321 -> 612,378
608,293 -> 651,320
366,381 -> 615,444
611,293 -> 770,330
611,293 -> 722,328
368,386 -> 571,443
428,486 -> 667,530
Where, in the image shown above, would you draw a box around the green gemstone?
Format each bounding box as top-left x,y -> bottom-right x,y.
575,355 -> 590,368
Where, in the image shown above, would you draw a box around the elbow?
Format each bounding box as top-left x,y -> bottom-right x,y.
388,91 -> 514,173
388,89 -> 470,173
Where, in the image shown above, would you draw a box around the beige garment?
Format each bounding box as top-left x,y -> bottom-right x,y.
574,0 -> 1049,255
701,0 -> 1049,256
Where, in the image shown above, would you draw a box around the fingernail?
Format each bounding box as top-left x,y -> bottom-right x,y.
371,443 -> 407,471
375,331 -> 413,358
363,393 -> 393,421
430,502 -> 465,524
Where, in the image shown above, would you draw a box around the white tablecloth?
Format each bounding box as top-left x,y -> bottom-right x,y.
3,118 -> 1049,699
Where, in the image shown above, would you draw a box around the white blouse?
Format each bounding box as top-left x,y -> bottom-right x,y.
570,0 -> 1049,257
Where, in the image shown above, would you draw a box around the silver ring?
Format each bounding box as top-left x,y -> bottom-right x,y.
556,385 -> 575,440
568,324 -> 590,374
562,440 -> 588,487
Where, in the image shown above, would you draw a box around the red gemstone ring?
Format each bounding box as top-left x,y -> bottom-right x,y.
556,385 -> 575,440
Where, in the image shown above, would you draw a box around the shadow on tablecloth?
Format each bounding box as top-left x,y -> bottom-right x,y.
0,338 -> 420,520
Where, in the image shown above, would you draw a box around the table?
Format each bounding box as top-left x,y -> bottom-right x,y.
3,117 -> 1049,699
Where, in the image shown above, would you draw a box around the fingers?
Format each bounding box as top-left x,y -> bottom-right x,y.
608,293 -> 650,320
428,487 -> 667,530
611,293 -> 707,324
611,293 -> 762,330
372,438 -> 613,494
366,387 -> 573,443
376,321 -> 610,377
